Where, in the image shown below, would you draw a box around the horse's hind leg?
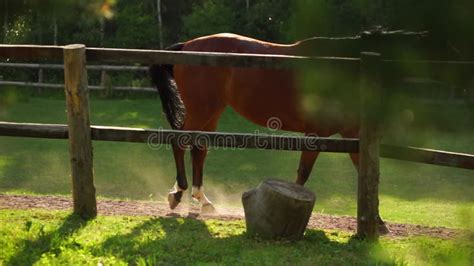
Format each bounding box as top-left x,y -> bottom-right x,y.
167,143 -> 188,209
340,130 -> 360,169
187,114 -> 223,213
190,146 -> 214,212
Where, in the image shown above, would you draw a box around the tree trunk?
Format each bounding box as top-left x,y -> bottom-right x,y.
156,0 -> 163,49
37,14 -> 43,44
53,15 -> 58,45
3,0 -> 8,42
242,179 -> 315,240
100,18 -> 105,47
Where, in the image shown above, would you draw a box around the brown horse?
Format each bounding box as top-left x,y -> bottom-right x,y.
150,32 -> 366,205
149,32 -> 425,231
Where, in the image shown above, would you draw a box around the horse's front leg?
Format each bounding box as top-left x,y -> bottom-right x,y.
296,150 -> 320,185
168,143 -> 188,209
190,145 -> 215,213
295,131 -> 327,185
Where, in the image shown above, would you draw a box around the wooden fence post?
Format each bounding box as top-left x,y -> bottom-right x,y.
100,69 -> 112,97
100,69 -> 107,88
63,44 -> 97,219
357,52 -> 382,240
37,67 -> 43,94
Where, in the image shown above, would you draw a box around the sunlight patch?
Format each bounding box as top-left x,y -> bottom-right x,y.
238,163 -> 257,172
0,156 -> 12,174
205,220 -> 245,238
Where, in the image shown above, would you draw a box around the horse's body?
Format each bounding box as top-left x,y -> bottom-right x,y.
150,33 -> 362,211
175,34 -> 359,135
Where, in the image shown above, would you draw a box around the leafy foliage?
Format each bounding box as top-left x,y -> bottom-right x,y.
2,0 -> 473,54
104,1 -> 160,48
244,0 -> 292,42
181,0 -> 237,39
290,0 -> 474,57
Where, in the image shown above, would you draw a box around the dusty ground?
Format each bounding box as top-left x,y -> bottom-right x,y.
0,194 -> 463,239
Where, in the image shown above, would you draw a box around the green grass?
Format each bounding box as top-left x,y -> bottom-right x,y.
0,209 -> 472,265
0,91 -> 473,229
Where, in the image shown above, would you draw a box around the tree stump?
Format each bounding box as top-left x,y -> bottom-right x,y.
242,179 -> 316,240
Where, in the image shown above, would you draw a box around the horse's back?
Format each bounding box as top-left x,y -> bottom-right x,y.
182,33 -> 295,54
173,33 -> 356,135
174,33 -> 308,132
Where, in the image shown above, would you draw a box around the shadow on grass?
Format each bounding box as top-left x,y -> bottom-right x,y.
6,214 -> 89,266
92,217 -> 394,265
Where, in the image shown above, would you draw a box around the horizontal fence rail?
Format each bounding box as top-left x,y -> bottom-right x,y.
0,62 -> 154,92
0,121 -> 358,153
0,44 -> 359,69
0,62 -> 149,71
0,80 -> 155,92
0,81 -> 64,89
0,121 -> 473,170
2,45 -> 474,72
381,144 -> 474,170
0,63 -> 148,71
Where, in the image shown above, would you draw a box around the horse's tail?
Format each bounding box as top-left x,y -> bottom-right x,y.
149,42 -> 186,130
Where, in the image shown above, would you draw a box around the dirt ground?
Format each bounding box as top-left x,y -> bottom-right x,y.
0,194 -> 463,239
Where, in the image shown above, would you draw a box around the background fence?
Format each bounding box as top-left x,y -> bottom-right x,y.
2,62 -> 473,102
0,62 -> 154,92
0,43 -> 473,240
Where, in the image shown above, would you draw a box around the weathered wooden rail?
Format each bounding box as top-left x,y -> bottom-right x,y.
1,121 -> 472,169
0,62 -> 149,70
0,43 -> 473,241
0,44 -> 359,69
0,81 -> 155,92
0,62 -> 154,92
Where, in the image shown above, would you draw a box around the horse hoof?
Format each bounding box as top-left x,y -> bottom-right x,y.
201,203 -> 216,214
168,193 -> 180,210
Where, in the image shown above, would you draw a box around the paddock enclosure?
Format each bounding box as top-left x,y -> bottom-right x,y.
0,62 -> 154,92
0,42 -> 473,240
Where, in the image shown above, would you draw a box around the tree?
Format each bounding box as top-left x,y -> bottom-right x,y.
102,0 -> 159,48
182,0 -> 237,39
1,0 -> 31,43
288,0 -> 474,58
156,0 -> 163,49
244,0 -> 292,42
2,0 -> 8,41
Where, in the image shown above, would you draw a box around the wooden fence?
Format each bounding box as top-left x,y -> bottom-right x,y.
0,62 -> 155,92
2,62 -> 472,102
0,44 -> 473,241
